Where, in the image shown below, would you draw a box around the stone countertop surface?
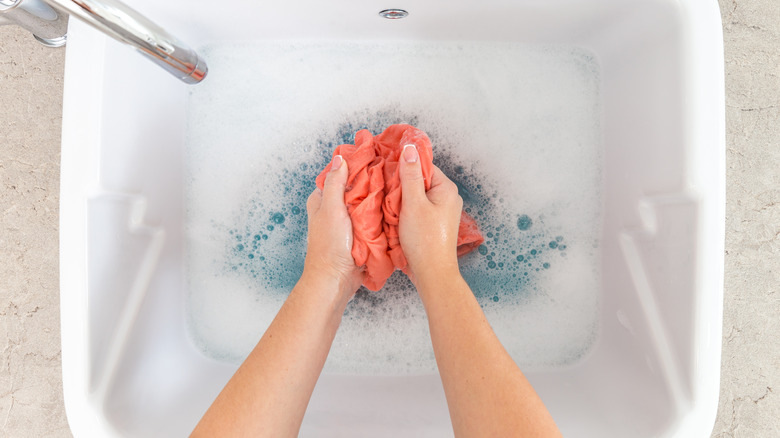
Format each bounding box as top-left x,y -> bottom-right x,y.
0,0 -> 778,436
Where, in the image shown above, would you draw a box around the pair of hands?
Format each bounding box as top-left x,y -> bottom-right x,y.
194,145 -> 563,438
303,144 -> 463,303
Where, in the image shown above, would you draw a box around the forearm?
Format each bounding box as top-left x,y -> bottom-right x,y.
191,275 -> 349,437
418,273 -> 562,437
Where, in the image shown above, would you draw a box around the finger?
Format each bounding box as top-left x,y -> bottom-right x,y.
429,166 -> 453,190
427,166 -> 459,204
322,155 -> 349,210
306,188 -> 323,215
399,144 -> 426,203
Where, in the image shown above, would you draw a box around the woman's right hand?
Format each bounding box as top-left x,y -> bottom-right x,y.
397,144 -> 464,288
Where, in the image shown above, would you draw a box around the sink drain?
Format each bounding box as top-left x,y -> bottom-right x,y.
378,9 -> 408,19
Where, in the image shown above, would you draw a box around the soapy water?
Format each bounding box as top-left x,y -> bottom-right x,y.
223,124 -> 571,302
185,42 -> 602,374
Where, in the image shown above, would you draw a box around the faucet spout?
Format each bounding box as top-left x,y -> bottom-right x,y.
0,0 -> 207,83
46,0 -> 207,83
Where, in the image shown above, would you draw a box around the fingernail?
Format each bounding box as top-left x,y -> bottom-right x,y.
402,144 -> 418,163
331,155 -> 343,170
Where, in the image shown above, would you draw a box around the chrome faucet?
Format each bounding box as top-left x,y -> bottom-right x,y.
0,0 -> 207,84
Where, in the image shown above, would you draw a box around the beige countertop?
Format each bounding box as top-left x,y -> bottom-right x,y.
1,0 -> 778,435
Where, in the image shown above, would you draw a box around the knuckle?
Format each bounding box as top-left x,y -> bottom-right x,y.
324,174 -> 346,191
455,195 -> 464,209
331,180 -> 347,192
402,164 -> 422,177
404,173 -> 423,184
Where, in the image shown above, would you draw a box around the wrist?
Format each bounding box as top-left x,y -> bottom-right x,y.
297,269 -> 355,311
286,275 -> 349,339
413,264 -> 464,298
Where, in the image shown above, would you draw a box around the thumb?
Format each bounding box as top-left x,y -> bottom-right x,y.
322,155 -> 349,210
399,144 -> 426,203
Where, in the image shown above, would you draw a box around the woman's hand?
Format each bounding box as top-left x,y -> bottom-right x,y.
397,144 -> 464,288
192,155 -> 363,437
303,155 -> 364,303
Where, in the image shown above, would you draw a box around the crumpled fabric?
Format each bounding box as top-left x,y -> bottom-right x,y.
315,124 -> 484,291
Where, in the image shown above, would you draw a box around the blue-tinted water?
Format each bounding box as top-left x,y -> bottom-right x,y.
223,111 -> 569,307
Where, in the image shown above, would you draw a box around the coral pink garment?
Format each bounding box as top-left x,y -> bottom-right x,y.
315,124 -> 484,291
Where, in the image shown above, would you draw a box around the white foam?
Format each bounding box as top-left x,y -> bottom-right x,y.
185,41 -> 602,374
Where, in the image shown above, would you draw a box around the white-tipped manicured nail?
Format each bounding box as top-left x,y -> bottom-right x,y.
402,144 -> 418,163
331,154 -> 343,170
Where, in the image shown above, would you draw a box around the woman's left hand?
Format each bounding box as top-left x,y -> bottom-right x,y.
302,155 -> 363,304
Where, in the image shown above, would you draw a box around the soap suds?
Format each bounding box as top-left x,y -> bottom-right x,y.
185,41 -> 602,374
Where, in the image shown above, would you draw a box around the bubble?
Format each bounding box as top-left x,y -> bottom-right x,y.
517,214 -> 533,231
271,212 -> 286,224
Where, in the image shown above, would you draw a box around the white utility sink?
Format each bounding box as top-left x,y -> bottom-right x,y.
59,0 -> 725,436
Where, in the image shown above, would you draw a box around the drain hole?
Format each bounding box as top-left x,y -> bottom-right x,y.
378,9 -> 408,19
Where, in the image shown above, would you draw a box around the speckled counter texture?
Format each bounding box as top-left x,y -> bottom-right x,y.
0,0 -> 778,436
0,25 -> 68,437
